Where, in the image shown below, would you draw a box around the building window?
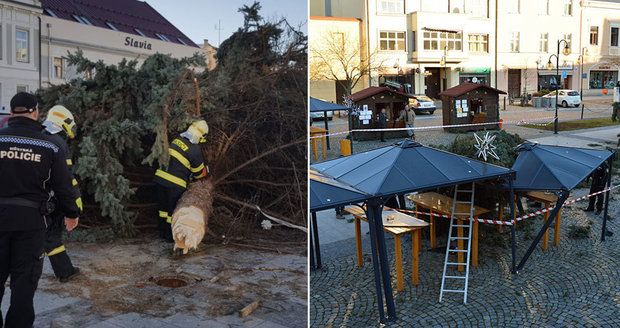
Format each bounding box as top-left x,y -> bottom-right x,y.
510,32 -> 520,52
507,0 -> 520,14
423,30 -> 462,51
378,0 -> 404,14
44,8 -> 58,18
72,15 -> 92,25
539,33 -> 548,53
563,0 -> 573,16
449,0 -> 465,13
611,27 -> 619,47
538,0 -> 549,15
590,71 -> 618,89
156,33 -> 171,42
468,34 -> 488,53
177,38 -> 188,46
590,27 -> 598,46
563,33 -> 572,49
106,22 -> 119,31
411,31 -> 416,52
468,0 -> 488,18
135,29 -> 146,37
15,28 -> 29,63
380,31 -> 406,51
16,85 -> 28,93
53,57 -> 65,79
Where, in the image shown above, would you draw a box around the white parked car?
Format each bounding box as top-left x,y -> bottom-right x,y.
310,110 -> 334,121
408,95 -> 436,114
542,89 -> 581,108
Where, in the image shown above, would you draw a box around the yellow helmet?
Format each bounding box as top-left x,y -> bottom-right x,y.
45,105 -> 77,139
185,120 -> 209,144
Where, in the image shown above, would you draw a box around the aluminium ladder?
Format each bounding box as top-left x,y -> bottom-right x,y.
439,183 -> 475,304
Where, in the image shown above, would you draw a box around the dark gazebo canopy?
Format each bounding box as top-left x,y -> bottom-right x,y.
511,142 -> 613,191
310,169 -> 369,212
309,97 -> 349,112
312,140 -> 514,197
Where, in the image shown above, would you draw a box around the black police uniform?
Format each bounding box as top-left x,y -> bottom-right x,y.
153,136 -> 207,241
586,164 -> 609,213
44,131 -> 81,280
0,116 -> 79,327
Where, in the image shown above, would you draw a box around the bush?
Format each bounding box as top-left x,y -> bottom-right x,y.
539,89 -> 551,96
441,130 -> 524,168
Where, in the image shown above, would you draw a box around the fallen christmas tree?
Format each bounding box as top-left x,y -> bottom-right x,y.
37,2 -> 307,247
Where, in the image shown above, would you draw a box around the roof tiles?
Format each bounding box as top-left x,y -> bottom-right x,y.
41,0 -> 198,47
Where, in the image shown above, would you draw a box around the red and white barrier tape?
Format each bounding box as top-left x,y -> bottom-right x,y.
309,116 -> 555,139
387,184 -> 619,226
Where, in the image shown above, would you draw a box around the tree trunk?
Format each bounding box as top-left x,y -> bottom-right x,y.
171,178 -> 214,254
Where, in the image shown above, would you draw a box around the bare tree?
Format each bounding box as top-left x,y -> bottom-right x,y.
310,30 -> 383,98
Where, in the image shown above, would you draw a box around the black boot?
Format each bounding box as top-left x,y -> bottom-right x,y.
59,267 -> 81,283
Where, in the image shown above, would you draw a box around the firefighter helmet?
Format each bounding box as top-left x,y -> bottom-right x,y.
182,120 -> 209,144
44,105 -> 77,139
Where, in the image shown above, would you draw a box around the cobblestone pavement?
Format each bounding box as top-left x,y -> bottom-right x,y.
310,187 -> 620,327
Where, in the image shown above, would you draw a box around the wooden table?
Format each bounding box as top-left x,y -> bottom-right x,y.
525,191 -> 562,250
310,126 -> 327,161
408,192 -> 491,269
345,206 -> 428,292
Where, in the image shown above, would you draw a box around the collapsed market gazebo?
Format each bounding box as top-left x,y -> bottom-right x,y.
310,140 -> 516,323
509,142 -> 615,271
309,169 -> 369,269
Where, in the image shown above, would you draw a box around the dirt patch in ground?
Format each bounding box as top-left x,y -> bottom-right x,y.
38,238 -> 307,321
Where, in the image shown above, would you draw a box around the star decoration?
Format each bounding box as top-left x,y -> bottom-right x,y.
474,132 -> 500,162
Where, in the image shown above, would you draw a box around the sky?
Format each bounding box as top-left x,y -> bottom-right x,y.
145,0 -> 308,47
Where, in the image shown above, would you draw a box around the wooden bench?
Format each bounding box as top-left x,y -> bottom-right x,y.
524,191 -> 562,250
345,206 -> 428,292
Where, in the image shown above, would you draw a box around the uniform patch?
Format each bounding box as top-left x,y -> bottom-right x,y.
172,138 -> 189,152
0,147 -> 42,162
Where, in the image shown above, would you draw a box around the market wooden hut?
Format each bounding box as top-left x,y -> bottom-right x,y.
439,83 -> 506,132
349,86 -> 413,140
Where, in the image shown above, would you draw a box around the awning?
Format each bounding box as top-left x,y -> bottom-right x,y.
310,169 -> 369,211
422,27 -> 461,34
312,140 -> 514,197
511,142 -> 613,191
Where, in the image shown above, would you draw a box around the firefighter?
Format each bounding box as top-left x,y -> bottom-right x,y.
42,105 -> 82,282
154,120 -> 209,242
0,92 -> 79,326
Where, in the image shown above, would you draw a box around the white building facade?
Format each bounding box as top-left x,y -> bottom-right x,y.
0,0 -> 41,111
312,0 -> 620,101
1,0 -> 203,112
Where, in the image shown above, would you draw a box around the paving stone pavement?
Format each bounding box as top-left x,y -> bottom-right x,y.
310,187 -> 620,327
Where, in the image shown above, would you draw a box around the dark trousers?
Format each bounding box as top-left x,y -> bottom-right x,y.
44,212 -> 75,279
156,185 -> 185,242
587,184 -> 605,212
0,229 -> 45,328
380,131 -> 385,142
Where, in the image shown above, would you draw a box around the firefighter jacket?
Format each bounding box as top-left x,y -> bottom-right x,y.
0,117 -> 80,231
45,132 -> 83,213
154,136 -> 207,190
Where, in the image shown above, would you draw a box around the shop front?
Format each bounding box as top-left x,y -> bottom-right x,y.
537,69 -> 573,91
459,67 -> 491,86
589,63 -> 619,89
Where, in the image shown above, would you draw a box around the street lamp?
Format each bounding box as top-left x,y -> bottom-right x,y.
577,47 -> 587,104
546,39 -> 571,134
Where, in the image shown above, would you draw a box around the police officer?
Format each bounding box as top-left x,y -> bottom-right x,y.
42,105 -> 82,282
584,162 -> 609,215
154,120 -> 208,242
0,92 -> 79,326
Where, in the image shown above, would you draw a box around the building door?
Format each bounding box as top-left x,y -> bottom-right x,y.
507,69 -> 521,98
425,68 -> 441,99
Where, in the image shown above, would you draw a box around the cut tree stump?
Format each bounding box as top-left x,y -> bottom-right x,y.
171,178 -> 214,254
